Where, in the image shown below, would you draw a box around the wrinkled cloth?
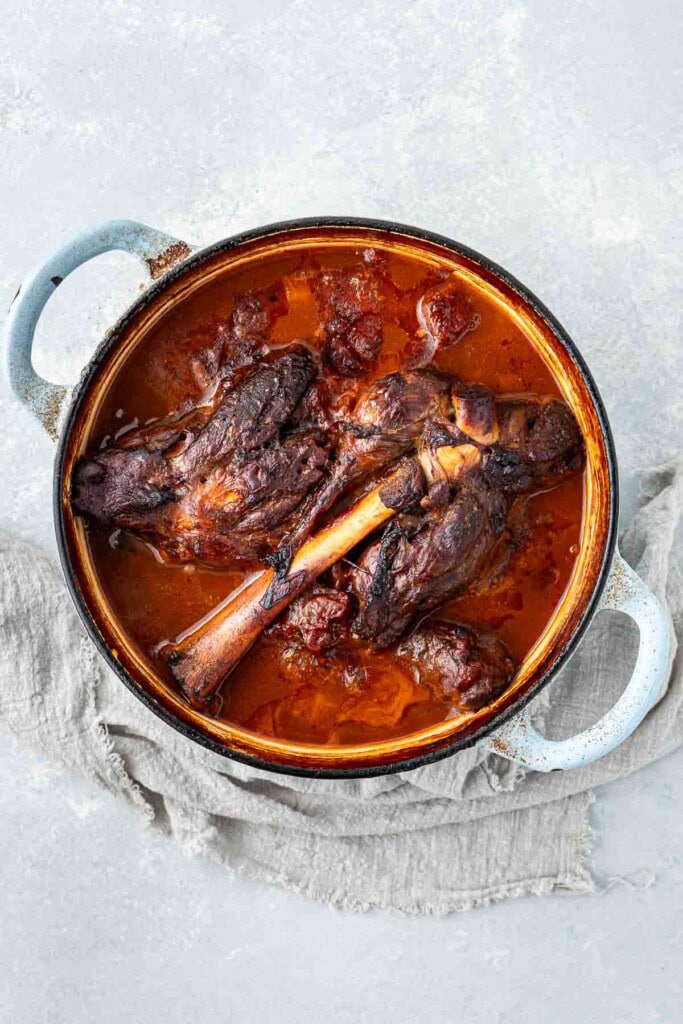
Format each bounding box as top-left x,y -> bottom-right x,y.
0,465 -> 680,914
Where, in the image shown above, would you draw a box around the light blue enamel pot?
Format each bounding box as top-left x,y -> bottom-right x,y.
3,218 -> 674,777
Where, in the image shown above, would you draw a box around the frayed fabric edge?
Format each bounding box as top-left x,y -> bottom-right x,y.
86,639 -> 155,825
92,722 -> 155,826
196,850 -> 596,917
171,790 -> 598,917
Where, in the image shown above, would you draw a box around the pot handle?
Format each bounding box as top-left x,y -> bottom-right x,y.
4,219 -> 194,439
486,549 -> 673,771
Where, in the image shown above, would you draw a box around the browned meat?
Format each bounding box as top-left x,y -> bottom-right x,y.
284,368 -> 451,547
71,446 -> 176,526
271,595 -> 515,712
396,621 -> 515,710
349,369 -> 452,456
314,267 -> 387,376
229,287 -> 287,346
182,285 -> 289,393
417,388 -> 584,495
72,348 -> 324,563
175,346 -> 317,478
493,397 -> 584,483
476,397 -> 584,495
275,586 -> 353,654
70,404 -> 212,527
347,391 -> 584,646
349,473 -> 509,647
151,431 -> 329,562
416,276 -> 480,362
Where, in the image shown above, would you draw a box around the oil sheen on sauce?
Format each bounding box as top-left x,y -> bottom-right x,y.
84,243 -> 585,745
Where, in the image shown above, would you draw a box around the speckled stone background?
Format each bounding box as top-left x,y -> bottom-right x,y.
1,1 -> 681,1021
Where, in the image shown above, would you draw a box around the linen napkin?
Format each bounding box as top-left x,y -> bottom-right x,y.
0,465 -> 680,914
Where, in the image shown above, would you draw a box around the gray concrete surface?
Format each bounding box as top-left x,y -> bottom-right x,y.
1,1 -> 681,1021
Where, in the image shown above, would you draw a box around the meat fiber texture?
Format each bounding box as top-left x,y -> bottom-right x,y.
0,465 -> 679,914
72,348 -> 327,563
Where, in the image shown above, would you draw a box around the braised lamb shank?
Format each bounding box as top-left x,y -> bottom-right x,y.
284,368 -> 452,547
71,270 -> 585,722
274,395 -> 583,655
73,348 -> 326,563
161,385 -> 582,707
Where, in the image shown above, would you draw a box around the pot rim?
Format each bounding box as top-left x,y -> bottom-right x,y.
53,216 -> 619,778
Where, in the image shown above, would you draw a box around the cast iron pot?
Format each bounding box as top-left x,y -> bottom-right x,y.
4,218 -> 674,777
